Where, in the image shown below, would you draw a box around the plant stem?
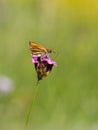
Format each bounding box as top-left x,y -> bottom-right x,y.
25,81 -> 39,127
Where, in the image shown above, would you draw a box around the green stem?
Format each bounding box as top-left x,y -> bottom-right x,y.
25,81 -> 39,127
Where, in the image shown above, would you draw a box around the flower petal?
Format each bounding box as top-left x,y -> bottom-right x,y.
43,56 -> 57,66
32,55 -> 40,63
32,55 -> 57,66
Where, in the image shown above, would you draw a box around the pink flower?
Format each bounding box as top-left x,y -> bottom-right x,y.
32,55 -> 56,65
31,55 -> 57,81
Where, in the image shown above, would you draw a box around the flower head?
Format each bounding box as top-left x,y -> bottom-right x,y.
32,55 -> 57,81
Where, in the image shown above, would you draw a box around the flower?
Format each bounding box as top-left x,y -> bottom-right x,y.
32,55 -> 57,81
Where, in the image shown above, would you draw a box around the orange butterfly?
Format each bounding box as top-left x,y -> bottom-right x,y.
29,41 -> 52,57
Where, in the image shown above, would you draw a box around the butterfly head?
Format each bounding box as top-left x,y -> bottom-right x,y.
47,49 -> 52,53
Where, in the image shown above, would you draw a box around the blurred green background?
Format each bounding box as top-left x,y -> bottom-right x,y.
0,0 -> 98,130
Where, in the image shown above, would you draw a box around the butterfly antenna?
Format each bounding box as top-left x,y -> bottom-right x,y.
52,50 -> 59,60
25,81 -> 40,128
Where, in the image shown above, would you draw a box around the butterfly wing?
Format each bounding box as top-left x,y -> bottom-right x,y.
29,41 -> 48,56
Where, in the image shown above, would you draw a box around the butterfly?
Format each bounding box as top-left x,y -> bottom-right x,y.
29,41 -> 52,57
